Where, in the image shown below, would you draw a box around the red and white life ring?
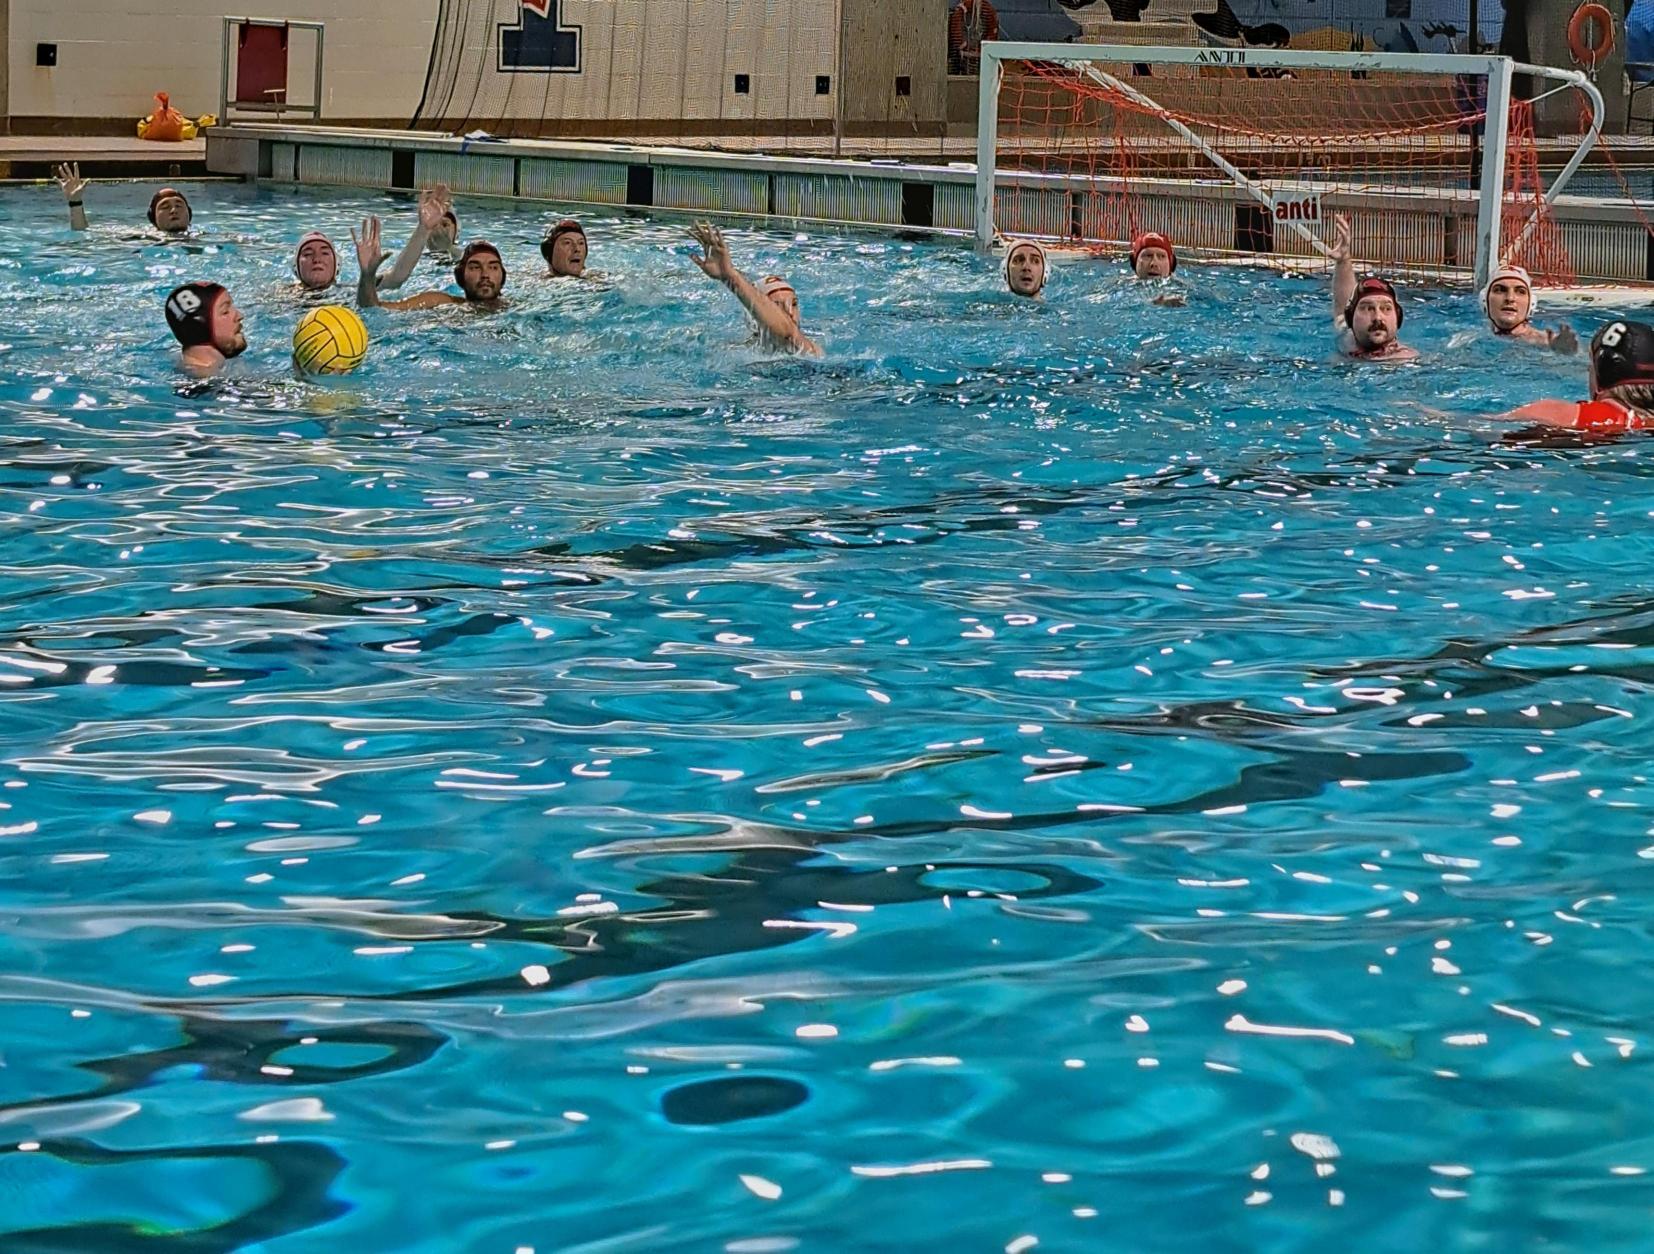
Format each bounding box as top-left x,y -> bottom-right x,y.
1568,2 -> 1615,67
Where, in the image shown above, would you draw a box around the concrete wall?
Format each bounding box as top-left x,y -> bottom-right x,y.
7,0 -> 437,125
840,0 -> 946,134
0,0 -> 10,130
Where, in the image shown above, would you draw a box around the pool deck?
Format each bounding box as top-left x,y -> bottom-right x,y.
0,135 -> 208,181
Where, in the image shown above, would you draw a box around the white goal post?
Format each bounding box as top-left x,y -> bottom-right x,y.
974,43 -> 1605,290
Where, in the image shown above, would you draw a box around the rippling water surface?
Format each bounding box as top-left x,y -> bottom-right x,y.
4,181 -> 1654,1251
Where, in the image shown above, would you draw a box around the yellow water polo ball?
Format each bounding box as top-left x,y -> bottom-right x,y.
293,305 -> 369,374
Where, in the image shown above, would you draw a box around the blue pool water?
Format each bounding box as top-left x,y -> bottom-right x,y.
3,179 -> 1654,1250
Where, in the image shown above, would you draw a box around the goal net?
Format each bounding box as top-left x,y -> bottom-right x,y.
974,44 -> 1605,290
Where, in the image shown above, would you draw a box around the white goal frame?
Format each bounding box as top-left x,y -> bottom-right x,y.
974,43 -> 1605,289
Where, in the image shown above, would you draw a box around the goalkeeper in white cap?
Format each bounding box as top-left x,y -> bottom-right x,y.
1483,264 -> 1577,353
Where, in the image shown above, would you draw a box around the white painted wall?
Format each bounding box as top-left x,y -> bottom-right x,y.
8,0 -> 841,124
413,0 -> 839,126
7,0 -> 439,120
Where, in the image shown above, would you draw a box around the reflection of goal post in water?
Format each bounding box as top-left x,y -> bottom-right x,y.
973,44 -> 1605,290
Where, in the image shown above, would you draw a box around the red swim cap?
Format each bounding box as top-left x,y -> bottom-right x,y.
1130,231 -> 1176,273
1344,276 -> 1403,328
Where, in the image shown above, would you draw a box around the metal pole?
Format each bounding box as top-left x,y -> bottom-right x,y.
312,21 -> 324,121
1518,63 -> 1604,203
1473,56 -> 1513,289
220,17 -> 233,125
834,0 -> 846,159
1499,62 -> 1605,264
974,50 -> 1000,250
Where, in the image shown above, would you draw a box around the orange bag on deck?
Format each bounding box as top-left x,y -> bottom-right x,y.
137,92 -> 192,142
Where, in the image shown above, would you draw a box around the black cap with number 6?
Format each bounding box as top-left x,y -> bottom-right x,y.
1591,319 -> 1654,393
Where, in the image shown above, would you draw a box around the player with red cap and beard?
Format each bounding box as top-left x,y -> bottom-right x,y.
164,282 -> 247,375
1330,214 -> 1417,362
352,215 -> 508,311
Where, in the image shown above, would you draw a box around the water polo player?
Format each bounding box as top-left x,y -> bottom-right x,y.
1330,214 -> 1417,362
1483,264 -> 1578,353
1130,232 -> 1175,279
355,215 -> 507,310
147,187 -> 193,234
1501,319 -> 1654,431
54,165 -> 192,235
294,232 -> 339,291
688,220 -> 822,357
369,187 -> 458,294
543,220 -> 589,277
165,282 -> 246,374
1003,239 -> 1048,298
1129,230 -> 1186,305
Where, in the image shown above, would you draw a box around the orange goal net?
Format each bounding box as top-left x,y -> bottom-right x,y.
977,45 -> 1607,289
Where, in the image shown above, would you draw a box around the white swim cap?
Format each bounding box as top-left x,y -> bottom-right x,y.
759,274 -> 796,300
1003,239 -> 1049,294
1483,264 -> 1537,319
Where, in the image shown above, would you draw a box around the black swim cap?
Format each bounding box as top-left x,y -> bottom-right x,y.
1345,276 -> 1403,328
540,219 -> 585,264
148,187 -> 191,229
164,282 -> 225,348
1591,320 -> 1654,392
454,241 -> 505,291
